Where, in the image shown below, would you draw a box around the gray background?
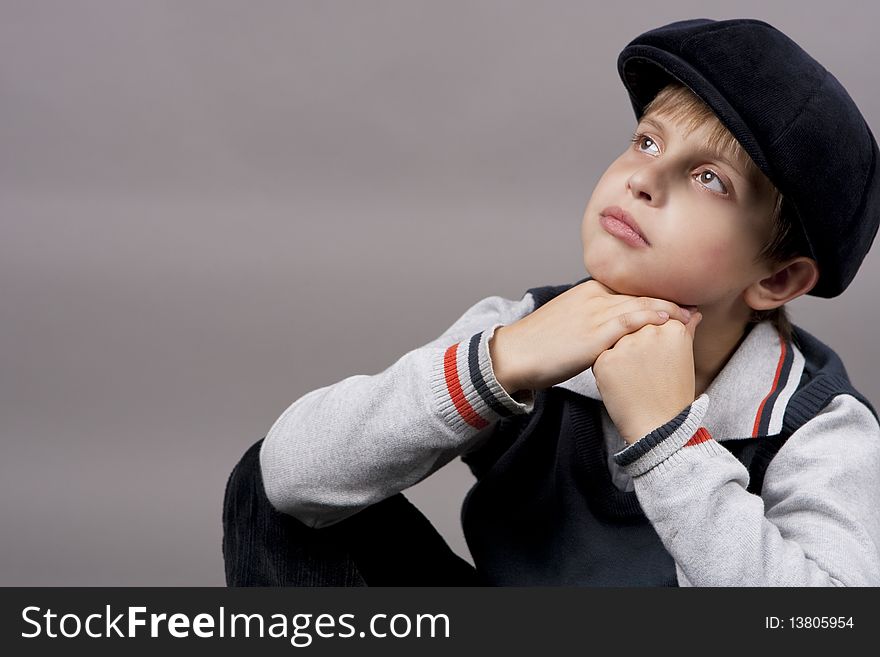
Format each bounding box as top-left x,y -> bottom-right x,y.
3,0 -> 878,585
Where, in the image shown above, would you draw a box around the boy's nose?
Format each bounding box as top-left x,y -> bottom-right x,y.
626,176 -> 654,203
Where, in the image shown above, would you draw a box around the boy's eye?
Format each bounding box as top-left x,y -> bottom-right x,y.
694,170 -> 728,195
630,132 -> 659,155
630,132 -> 730,196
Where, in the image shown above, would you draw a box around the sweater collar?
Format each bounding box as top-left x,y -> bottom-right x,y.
554,320 -> 805,440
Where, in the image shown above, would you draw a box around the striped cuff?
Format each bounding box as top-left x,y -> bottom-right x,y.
431,323 -> 535,434
612,394 -> 719,477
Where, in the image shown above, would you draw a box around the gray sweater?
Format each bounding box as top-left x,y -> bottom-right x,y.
259,286 -> 880,586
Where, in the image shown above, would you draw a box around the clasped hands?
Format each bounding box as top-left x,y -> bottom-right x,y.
490,279 -> 703,445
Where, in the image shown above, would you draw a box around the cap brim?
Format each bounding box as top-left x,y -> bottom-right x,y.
618,44 -> 772,173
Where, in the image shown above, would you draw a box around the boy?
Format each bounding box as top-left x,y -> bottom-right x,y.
223,18 -> 880,586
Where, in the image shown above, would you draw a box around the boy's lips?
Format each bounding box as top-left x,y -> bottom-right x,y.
599,206 -> 650,246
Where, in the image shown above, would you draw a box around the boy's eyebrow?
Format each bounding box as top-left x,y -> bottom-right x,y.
638,114 -> 748,180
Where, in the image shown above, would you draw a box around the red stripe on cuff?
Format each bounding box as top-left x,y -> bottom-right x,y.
443,342 -> 489,430
684,427 -> 712,447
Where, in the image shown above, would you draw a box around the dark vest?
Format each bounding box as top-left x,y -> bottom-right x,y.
459,277 -> 878,586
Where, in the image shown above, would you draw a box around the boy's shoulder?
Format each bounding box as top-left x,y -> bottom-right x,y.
785,323 -> 879,428
522,275 -> 593,309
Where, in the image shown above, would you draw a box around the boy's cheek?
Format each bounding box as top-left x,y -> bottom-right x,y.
671,240 -> 739,285
706,238 -> 745,265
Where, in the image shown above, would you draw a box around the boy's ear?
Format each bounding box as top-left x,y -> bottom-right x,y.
743,257 -> 820,311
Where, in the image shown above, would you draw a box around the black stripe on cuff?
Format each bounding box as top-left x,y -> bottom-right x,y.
468,331 -> 514,418
613,403 -> 693,467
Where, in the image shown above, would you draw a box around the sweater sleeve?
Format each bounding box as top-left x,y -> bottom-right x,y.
613,393 -> 880,586
259,292 -> 537,529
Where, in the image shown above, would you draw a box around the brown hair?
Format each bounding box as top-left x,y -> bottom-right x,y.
642,81 -> 804,343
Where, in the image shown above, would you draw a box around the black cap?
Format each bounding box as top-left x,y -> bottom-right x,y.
617,18 -> 880,298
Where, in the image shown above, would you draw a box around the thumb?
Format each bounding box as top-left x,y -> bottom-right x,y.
686,311 -> 703,339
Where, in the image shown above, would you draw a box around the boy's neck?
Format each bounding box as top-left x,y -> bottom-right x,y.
692,310 -> 752,398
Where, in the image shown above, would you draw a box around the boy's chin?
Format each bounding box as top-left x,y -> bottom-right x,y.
584,269 -> 643,297
583,254 -> 639,292
585,269 -> 682,303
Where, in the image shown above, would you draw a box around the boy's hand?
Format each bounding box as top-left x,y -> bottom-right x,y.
592,312 -> 703,444
490,279 -> 694,394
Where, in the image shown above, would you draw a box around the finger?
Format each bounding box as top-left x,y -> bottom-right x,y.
685,312 -> 703,339
596,309 -> 672,348
603,296 -> 693,325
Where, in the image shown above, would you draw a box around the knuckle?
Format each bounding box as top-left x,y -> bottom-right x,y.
660,319 -> 686,335
596,349 -> 613,365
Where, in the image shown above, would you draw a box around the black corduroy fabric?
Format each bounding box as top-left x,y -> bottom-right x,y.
222,439 -> 364,586
221,438 -> 480,586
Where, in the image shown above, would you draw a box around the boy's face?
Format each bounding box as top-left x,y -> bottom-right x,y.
581,109 -> 777,309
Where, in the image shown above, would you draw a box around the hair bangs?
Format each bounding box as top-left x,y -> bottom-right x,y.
642,82 -> 765,191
